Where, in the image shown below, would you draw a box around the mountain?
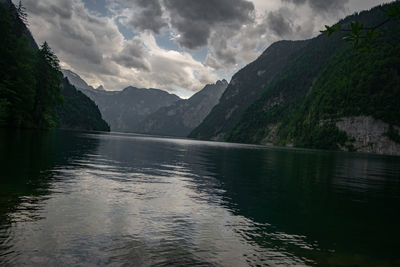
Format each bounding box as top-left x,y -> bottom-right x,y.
61,69 -> 95,91
78,86 -> 181,132
96,85 -> 105,91
0,0 -> 37,50
137,80 -> 228,137
56,78 -> 110,131
189,40 -> 310,140
0,0 -> 109,131
192,2 -> 400,155
62,68 -> 228,136
62,69 -> 182,133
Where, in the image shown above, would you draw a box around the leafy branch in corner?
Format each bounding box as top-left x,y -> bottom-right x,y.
321,3 -> 400,50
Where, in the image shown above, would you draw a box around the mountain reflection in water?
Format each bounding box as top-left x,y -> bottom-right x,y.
0,130 -> 399,266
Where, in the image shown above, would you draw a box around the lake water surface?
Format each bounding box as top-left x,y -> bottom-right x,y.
0,130 -> 400,266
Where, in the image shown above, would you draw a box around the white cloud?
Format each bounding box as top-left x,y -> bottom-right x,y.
117,33 -> 219,92
19,0 -> 393,97
22,0 -> 218,96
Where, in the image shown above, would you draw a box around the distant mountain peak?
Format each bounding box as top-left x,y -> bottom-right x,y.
61,69 -> 94,91
136,80 -> 228,137
96,85 -> 105,91
216,79 -> 228,86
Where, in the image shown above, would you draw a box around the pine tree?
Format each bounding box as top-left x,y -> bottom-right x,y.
33,42 -> 62,127
17,1 -> 28,25
0,3 -> 35,127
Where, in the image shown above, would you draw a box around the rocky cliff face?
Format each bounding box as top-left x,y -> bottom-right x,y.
137,80 -> 228,137
337,116 -> 400,156
61,69 -> 95,91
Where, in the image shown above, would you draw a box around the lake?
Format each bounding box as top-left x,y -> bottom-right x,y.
0,129 -> 399,266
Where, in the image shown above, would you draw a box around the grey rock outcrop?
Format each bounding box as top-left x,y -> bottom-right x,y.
61,69 -> 94,91
337,116 -> 400,156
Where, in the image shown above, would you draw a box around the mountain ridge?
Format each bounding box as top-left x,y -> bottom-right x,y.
0,0 -> 109,131
62,69 -> 228,136
136,79 -> 228,137
196,2 -> 400,155
77,84 -> 181,132
189,39 -> 310,140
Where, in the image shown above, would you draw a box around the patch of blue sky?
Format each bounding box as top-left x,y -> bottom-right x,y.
213,68 -> 236,83
174,88 -> 194,99
155,30 -> 208,63
82,0 -> 110,16
256,41 -> 269,54
185,46 -> 208,63
155,30 -> 182,51
115,17 -> 137,40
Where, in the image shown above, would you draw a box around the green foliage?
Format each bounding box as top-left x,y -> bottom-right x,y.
0,2 -> 108,131
0,3 -> 36,128
56,78 -> 110,131
0,2 -> 63,129
385,125 -> 400,144
295,123 -> 348,150
189,40 -> 310,140
321,2 -> 400,50
227,3 -> 400,151
0,98 -> 10,124
16,1 -> 28,25
322,24 -> 340,37
32,41 -> 63,128
385,3 -> 400,18
226,17 -> 348,145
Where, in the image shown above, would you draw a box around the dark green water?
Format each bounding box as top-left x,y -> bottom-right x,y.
0,130 -> 399,266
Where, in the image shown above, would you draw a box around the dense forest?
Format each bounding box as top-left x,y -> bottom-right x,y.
56,78 -> 110,131
0,1 -> 109,131
202,2 -> 400,152
189,40 -> 310,140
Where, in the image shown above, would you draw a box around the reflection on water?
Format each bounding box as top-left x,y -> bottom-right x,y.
0,130 -> 400,266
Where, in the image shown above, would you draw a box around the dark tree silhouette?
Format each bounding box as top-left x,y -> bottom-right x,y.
17,1 -> 28,25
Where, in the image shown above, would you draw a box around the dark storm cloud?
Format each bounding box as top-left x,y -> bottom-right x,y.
24,0 -> 73,19
282,0 -> 349,13
163,0 -> 255,49
112,38 -> 151,71
208,32 -> 237,67
58,20 -> 95,46
128,0 -> 167,34
267,11 -> 294,36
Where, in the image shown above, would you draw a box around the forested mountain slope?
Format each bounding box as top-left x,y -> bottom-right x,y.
56,78 -> 110,131
0,0 -> 109,131
189,40 -> 310,140
225,3 -> 400,155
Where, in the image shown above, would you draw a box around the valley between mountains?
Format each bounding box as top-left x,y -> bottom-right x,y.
63,2 -> 400,156
1,0 -> 399,155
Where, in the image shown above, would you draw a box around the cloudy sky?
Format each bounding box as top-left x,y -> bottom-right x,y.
18,0 -> 390,97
